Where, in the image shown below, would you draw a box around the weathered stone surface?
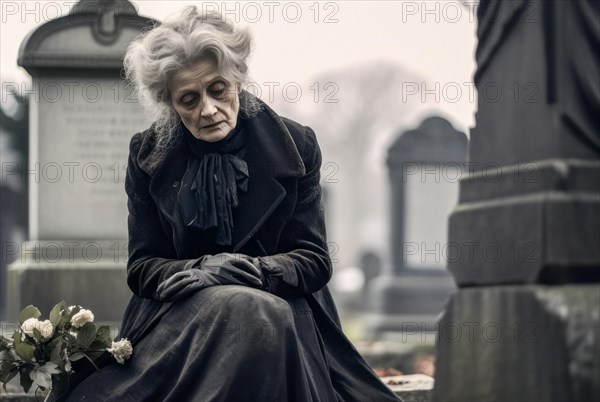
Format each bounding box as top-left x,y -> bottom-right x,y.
7,0 -> 155,322
6,241 -> 130,321
449,185 -> 600,285
468,0 -> 599,169
18,0 -> 154,71
435,1 -> 600,401
27,75 -> 147,240
447,0 -> 600,286
433,285 -> 600,402
17,1 -> 153,239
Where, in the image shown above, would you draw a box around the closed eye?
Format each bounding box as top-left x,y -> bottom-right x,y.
209,81 -> 227,97
180,93 -> 198,106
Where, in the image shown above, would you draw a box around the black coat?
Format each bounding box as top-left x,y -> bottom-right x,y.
112,99 -> 400,402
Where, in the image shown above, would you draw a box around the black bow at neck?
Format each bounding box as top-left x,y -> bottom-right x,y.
176,117 -> 249,246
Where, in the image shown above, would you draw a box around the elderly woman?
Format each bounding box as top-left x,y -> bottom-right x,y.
57,6 -> 401,402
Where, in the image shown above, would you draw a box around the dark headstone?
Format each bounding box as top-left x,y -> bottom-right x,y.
447,0 -> 600,286
434,1 -> 600,401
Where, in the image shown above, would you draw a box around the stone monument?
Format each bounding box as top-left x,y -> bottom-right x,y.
7,0 -> 157,321
433,0 -> 600,401
367,116 -> 468,336
0,92 -> 28,321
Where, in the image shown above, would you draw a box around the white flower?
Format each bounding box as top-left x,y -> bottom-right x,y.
70,309 -> 94,328
21,318 -> 38,336
107,338 -> 133,364
21,318 -> 54,339
29,362 -> 61,389
36,320 -> 54,338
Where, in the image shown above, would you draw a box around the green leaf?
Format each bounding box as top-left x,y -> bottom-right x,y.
49,301 -> 66,327
14,342 -> 35,362
48,338 -> 65,366
58,312 -> 71,330
77,323 -> 97,350
12,331 -> 22,348
19,305 -> 41,325
20,370 -> 33,393
60,305 -> 81,330
86,340 -> 109,360
95,326 -> 112,347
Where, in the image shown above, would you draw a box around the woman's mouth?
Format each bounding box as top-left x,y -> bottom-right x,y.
202,121 -> 224,129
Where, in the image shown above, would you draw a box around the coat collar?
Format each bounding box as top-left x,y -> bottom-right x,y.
136,95 -> 305,178
135,95 -> 306,253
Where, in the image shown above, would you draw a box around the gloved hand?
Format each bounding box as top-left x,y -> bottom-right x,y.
155,253 -> 264,302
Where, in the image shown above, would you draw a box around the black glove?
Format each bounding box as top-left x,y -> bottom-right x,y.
155,253 -> 264,302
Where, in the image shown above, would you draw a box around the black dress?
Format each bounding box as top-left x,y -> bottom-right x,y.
58,102 -> 402,402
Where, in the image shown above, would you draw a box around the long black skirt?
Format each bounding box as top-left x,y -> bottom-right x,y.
65,285 -> 340,401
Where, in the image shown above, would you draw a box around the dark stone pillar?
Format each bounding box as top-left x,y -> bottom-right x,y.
434,1 -> 600,400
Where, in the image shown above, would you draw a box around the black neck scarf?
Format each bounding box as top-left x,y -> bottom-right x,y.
176,117 -> 249,246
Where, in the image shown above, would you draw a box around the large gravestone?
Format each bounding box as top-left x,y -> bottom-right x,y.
6,0 -> 156,321
434,1 -> 600,401
367,117 -> 467,336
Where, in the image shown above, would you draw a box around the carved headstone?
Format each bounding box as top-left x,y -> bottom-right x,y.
7,0 -> 157,321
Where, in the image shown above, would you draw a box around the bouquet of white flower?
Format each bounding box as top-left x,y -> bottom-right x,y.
0,302 -> 132,395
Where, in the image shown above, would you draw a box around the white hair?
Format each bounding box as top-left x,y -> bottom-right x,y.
124,6 -> 260,152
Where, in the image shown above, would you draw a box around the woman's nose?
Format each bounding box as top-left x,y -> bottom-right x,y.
200,97 -> 218,118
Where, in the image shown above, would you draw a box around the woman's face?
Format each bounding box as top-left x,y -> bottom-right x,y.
169,60 -> 240,142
